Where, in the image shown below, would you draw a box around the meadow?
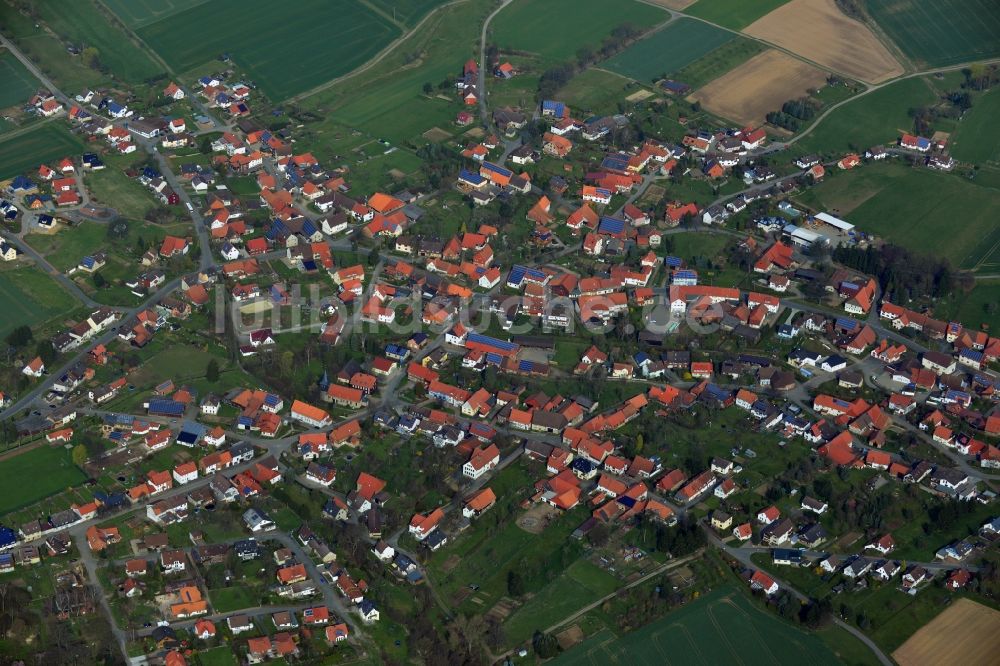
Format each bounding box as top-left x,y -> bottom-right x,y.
950,87 -> 1000,165
0,50 -> 39,109
368,0 -> 451,25
794,77 -> 939,155
502,559 -> 619,644
551,585 -> 845,665
0,123 -> 84,180
491,0 -> 667,62
556,69 -> 639,114
298,0 -> 490,154
867,0 -> 1000,68
0,6 -> 108,91
938,279 -> 1000,334
603,18 -> 735,83
33,0 -> 161,84
27,220 -> 161,272
669,37 -> 766,90
793,162 -> 1000,270
134,0 -> 401,100
0,266 -> 77,340
685,0 -> 791,30
0,445 -> 87,515
100,0 -> 209,29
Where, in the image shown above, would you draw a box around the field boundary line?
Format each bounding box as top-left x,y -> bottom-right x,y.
287,0 -> 471,105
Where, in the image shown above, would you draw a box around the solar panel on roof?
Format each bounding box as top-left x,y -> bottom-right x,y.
482,162 -> 512,178
836,318 -> 858,331
598,217 -> 625,234
467,333 -> 518,351
485,352 -> 503,365
518,360 -> 534,372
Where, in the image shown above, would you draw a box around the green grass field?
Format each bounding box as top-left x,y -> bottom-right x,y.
503,559 -> 619,644
193,646 -> 238,666
950,87 -> 1000,165
207,586 -> 259,614
867,0 -> 1000,68
0,266 -> 78,339
669,37 -> 766,90
84,167 -> 159,219
794,162 -> 1000,270
368,0 -> 450,26
551,585 -> 845,666
99,0 -> 208,29
603,18 -> 735,83
685,0 -> 791,30
0,445 -> 87,515
298,0 -> 489,155
0,122 -> 84,180
33,0 -> 161,84
491,0 -> 667,62
556,68 -> 638,113
0,7 -> 108,91
0,50 -> 39,109
132,0 -> 401,100
794,77 -> 938,155
936,279 -> 1000,335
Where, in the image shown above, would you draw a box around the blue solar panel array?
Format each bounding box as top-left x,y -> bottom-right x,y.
598,216 -> 625,234
459,169 -> 485,185
601,154 -> 630,172
482,162 -> 512,179
836,317 -> 859,331
147,399 -> 185,416
542,100 -> 565,116
484,352 -> 503,365
664,256 -> 682,267
467,333 -> 517,352
960,349 -> 983,363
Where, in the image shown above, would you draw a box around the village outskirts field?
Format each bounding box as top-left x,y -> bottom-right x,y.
1,0 -> 1000,664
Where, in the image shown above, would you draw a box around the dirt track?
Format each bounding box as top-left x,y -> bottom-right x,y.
688,49 -> 829,126
744,0 -> 904,84
893,598 -> 1000,666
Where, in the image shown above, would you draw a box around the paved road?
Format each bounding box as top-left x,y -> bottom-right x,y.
477,0 -> 514,124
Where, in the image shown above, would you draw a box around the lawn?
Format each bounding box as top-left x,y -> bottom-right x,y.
867,0 -> 1000,68
208,586 -> 260,614
27,221 -> 135,271
194,646 -> 238,666
133,0 -> 401,100
668,37 -> 766,90
32,0 -> 161,84
0,122 -> 84,180
684,0 -> 791,30
0,50 -> 39,109
551,584 -> 845,665
502,559 -> 619,645
794,77 -> 939,155
84,166 -> 160,219
793,161 -> 1000,270
0,266 -> 78,339
491,0 -> 668,62
950,86 -> 1000,165
556,68 -> 639,115
0,445 -> 87,516
937,279 -> 1000,333
604,18 -> 735,84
